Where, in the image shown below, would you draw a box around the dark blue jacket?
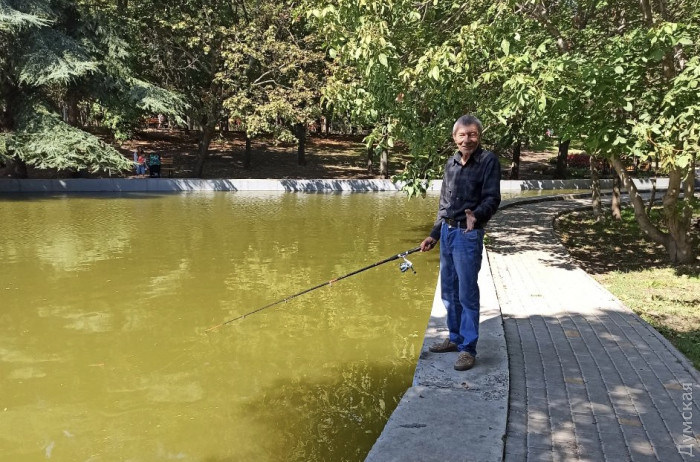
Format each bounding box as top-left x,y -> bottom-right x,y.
429,146 -> 501,241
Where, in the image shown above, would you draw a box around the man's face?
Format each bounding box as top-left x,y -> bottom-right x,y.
453,124 -> 481,157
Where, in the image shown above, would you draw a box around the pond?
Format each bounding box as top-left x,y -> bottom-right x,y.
0,191 -> 441,461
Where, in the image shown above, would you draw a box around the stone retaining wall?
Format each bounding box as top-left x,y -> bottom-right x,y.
0,177 -> 669,193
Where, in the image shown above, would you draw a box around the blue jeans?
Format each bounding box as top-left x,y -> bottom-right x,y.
440,223 -> 484,356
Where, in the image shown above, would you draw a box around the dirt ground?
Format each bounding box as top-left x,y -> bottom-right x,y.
9,128 -> 555,180
120,130 -> 384,179
117,129 -> 557,180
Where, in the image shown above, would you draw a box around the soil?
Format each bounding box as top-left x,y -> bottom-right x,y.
116,129 -> 557,180
7,128 -> 557,180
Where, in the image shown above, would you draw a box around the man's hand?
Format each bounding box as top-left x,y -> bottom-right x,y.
420,236 -> 437,252
465,209 -> 476,231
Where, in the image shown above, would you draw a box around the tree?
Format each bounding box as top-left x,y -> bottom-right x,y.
221,1 -> 325,168
563,4 -> 698,264
0,0 -> 129,176
0,0 -> 185,177
128,0 -> 324,177
314,0 -> 698,264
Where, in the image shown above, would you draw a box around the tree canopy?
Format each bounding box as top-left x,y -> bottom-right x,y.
0,0 -> 184,175
310,0 -> 698,263
1,0 -> 697,262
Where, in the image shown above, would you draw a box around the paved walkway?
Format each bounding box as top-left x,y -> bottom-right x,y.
488,197 -> 700,462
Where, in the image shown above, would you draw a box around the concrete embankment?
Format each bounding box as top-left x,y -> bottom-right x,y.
365,256 -> 509,462
0,177 -> 669,193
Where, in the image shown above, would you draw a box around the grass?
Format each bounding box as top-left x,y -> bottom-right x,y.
554,204 -> 700,370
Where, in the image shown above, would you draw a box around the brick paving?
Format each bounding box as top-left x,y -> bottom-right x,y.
487,197 -> 700,462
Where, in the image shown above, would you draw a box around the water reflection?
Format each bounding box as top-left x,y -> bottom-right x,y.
0,192 -> 439,461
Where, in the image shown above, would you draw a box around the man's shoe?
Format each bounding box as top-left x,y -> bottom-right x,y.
429,338 -> 458,353
454,352 -> 476,371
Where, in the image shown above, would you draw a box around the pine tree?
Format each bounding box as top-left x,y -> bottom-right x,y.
0,0 -> 184,177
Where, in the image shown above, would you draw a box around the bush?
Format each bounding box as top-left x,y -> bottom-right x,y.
567,153 -> 590,168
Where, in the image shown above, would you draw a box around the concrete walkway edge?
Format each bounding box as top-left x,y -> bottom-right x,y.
365,249 -> 509,462
0,177 -> 668,193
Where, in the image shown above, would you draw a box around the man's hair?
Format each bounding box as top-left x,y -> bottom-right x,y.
452,114 -> 483,136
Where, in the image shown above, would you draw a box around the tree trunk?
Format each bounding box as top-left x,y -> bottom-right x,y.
688,151 -> 697,198
612,173 -> 622,220
663,166 -> 695,264
554,139 -> 569,179
6,156 -> 28,178
324,109 -> 332,137
244,135 -> 252,168
611,156 -> 694,264
194,123 -> 215,178
646,178 -> 657,215
590,156 -> 603,222
509,138 -> 521,180
296,123 -> 307,166
65,91 -> 80,127
379,145 -> 389,179
638,0 -> 654,26
366,144 -> 374,174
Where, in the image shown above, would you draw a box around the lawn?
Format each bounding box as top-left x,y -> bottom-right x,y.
554,204 -> 700,370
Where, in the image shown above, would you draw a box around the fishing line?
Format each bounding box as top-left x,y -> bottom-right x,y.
205,246 -> 421,332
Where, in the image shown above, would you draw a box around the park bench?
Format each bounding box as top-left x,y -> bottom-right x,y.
625,162 -> 652,174
160,156 -> 176,177
144,116 -> 169,129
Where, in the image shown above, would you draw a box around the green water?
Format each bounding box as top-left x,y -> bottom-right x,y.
0,191 -> 440,462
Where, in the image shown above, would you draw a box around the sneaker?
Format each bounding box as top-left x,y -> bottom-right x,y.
454,352 -> 476,371
428,338 -> 458,353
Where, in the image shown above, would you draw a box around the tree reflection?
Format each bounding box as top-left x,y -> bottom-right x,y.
244,360 -> 415,462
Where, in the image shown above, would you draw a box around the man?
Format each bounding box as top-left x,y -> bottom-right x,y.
420,114 -> 501,371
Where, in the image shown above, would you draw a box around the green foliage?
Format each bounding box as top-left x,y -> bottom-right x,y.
0,0 -> 184,174
7,102 -> 131,173
311,0 -> 698,186
0,0 -> 50,31
17,28 -> 98,86
220,3 -> 325,141
126,0 -> 324,175
312,0 -> 697,261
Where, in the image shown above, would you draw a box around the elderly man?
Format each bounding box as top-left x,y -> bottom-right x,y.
420,114 -> 501,371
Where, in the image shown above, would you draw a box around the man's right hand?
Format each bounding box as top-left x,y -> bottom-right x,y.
420,237 -> 437,252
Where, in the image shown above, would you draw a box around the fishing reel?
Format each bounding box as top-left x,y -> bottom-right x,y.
399,256 -> 416,274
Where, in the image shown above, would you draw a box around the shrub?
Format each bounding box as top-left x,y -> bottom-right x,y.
567,153 -> 591,168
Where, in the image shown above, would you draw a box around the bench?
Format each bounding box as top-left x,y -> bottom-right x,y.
144,116 -> 169,129
625,162 -> 652,174
160,157 -> 176,177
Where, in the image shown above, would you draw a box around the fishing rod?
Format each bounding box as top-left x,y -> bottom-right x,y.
205,246 -> 421,332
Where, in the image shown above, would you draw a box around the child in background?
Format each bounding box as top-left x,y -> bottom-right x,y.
148,152 -> 161,178
136,148 -> 147,177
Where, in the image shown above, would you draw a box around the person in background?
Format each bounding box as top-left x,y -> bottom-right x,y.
136,148 -> 147,177
148,151 -> 161,178
419,114 -> 501,371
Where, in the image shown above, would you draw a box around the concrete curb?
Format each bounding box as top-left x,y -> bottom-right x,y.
0,177 -> 670,193
365,250 -> 509,462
